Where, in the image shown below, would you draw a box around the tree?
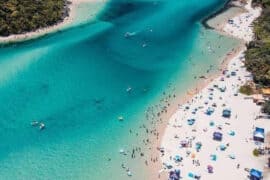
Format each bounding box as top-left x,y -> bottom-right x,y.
0,0 -> 68,36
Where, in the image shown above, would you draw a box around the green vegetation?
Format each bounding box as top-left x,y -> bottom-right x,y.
253,148 -> 260,157
239,84 -> 254,95
245,0 -> 270,86
262,100 -> 270,114
0,0 -> 69,36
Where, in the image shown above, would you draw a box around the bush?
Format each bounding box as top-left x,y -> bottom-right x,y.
262,100 -> 270,114
239,85 -> 254,95
253,148 -> 259,157
245,0 -> 270,86
0,0 -> 68,36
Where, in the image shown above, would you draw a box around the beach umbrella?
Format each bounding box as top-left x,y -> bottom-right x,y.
207,165 -> 213,173
210,154 -> 217,161
229,154 -> 236,159
222,109 -> 231,118
187,119 -> 196,126
174,155 -> 182,162
219,144 -> 226,151
228,130 -> 235,136
195,142 -> 202,151
188,172 -> 194,178
175,169 -> 181,176
213,132 -> 223,141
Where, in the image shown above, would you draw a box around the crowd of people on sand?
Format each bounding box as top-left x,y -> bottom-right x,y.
162,51 -> 270,179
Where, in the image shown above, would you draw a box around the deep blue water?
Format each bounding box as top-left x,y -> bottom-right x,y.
0,0 -> 239,179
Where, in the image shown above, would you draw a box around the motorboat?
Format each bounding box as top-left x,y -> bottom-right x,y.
39,123 -> 45,130
118,116 -> 124,121
126,87 -> 132,93
124,31 -> 136,38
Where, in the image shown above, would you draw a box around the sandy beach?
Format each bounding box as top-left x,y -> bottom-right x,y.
0,0 -> 106,44
158,1 -> 270,179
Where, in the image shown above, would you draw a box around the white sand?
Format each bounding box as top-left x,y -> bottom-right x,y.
160,1 -> 270,179
223,0 -> 261,42
0,0 -> 107,44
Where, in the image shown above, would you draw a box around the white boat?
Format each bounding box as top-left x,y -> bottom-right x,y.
126,87 -> 132,93
39,123 -> 45,130
118,116 -> 124,121
124,32 -> 136,38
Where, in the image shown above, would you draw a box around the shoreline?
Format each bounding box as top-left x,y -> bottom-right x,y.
148,43 -> 245,180
0,0 -> 106,45
201,0 -> 248,30
150,0 -> 263,179
201,0 -> 234,30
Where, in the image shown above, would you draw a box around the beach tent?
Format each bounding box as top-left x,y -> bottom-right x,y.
231,71 -> 236,76
222,109 -> 231,118
169,169 -> 180,180
213,132 -> 223,141
253,127 -> 265,143
219,86 -> 226,92
187,119 -> 196,126
180,140 -> 189,148
174,155 -> 182,163
207,165 -> 213,173
249,169 -> 262,180
206,107 -> 215,115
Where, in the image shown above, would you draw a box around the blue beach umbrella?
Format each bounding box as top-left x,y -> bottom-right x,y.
210,154 -> 217,161
228,130 -> 235,136
219,144 -> 226,151
174,155 -> 182,162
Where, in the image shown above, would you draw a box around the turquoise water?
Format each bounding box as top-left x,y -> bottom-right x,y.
0,0 -> 239,179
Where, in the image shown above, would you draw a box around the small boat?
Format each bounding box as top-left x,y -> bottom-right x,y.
31,120 -> 39,127
126,87 -> 132,93
119,149 -> 127,155
118,116 -> 124,121
142,43 -> 147,48
124,32 -> 136,38
39,123 -> 45,130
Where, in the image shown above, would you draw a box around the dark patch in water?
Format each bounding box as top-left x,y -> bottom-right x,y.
98,1 -> 155,22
